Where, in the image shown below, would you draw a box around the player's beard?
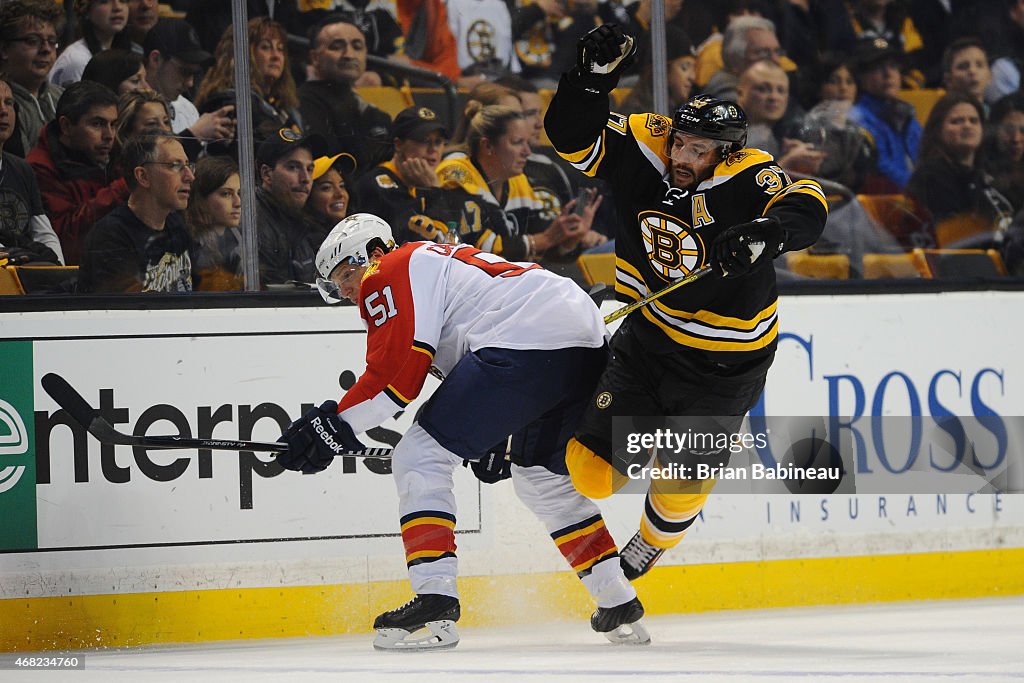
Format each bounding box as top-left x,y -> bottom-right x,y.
670,162 -> 704,191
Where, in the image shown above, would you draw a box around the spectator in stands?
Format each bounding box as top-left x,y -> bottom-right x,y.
0,75 -> 63,265
618,0 -> 685,77
111,89 -> 171,169
255,129 -> 326,287
942,38 -> 992,114
446,0 -> 518,79
305,152 -> 356,243
28,81 -> 127,265
437,105 -> 594,261
299,14 -> 391,174
776,0 -> 857,73
737,60 -> 798,157
449,82 -> 521,146
619,24 -> 696,116
846,0 -> 925,86
704,15 -> 785,101
185,0 -> 269,54
81,48 -> 147,95
78,131 -> 194,293
693,0 -> 765,90
848,37 -> 921,193
814,56 -> 858,108
49,0 -> 132,87
356,106 -> 460,245
142,19 -> 236,147
0,0 -> 65,158
510,0 -> 600,87
395,0 -> 462,82
195,18 -> 302,148
981,0 -> 1024,104
984,93 -> 1024,214
125,0 -> 157,47
907,93 -> 1008,247
187,155 -> 243,291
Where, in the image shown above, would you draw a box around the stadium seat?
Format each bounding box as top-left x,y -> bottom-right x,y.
537,89 -> 556,146
862,252 -> 929,278
786,251 -> 850,279
0,266 -> 24,295
912,248 -> 1007,278
576,252 -> 616,286
898,88 -> 945,126
856,193 -> 921,244
934,214 -> 996,247
610,88 -> 632,108
356,86 -> 414,118
12,266 -> 78,293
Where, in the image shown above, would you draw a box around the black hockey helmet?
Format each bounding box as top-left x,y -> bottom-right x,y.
671,95 -> 748,156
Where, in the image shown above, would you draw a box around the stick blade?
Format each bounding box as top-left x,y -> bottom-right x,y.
40,373 -> 135,446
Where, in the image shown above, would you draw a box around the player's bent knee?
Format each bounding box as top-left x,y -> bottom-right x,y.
566,438 -> 621,499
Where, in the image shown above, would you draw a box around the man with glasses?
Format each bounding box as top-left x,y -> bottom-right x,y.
704,15 -> 786,102
142,19 -> 235,149
545,24 -> 827,581
78,131 -> 194,293
28,81 -> 128,265
0,0 -> 64,157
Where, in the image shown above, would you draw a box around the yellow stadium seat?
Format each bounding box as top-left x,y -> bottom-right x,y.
912,248 -> 1007,278
576,252 -> 616,286
898,88 -> 945,126
934,214 -> 996,247
610,88 -> 632,108
356,86 -> 414,118
537,89 -> 556,147
0,266 -> 24,295
862,252 -> 929,279
786,251 -> 850,279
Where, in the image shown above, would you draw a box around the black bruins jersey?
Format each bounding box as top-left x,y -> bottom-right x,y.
546,76 -> 828,365
355,161 -> 461,246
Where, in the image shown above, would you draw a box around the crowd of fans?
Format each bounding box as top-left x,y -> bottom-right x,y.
0,0 -> 1023,294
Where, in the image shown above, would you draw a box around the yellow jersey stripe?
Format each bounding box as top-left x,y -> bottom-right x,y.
400,516 -> 457,532
553,519 -> 606,545
651,299 -> 778,331
641,308 -> 779,351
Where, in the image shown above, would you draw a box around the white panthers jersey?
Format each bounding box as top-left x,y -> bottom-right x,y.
337,241 -> 606,433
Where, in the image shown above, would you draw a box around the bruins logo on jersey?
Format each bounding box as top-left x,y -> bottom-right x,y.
645,114 -> 670,138
638,210 -> 706,281
467,20 -> 498,63
531,185 -> 562,222
375,173 -> 399,189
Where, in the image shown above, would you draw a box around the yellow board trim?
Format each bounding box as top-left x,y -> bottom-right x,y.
2,548 -> 1023,651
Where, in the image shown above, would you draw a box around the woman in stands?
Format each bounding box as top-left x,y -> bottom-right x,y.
50,0 -> 133,87
109,89 -> 172,173
447,83 -> 522,148
436,105 -> 595,260
984,93 -> 1024,214
305,152 -> 356,244
195,17 -> 302,147
80,49 -> 147,95
907,93 -> 1011,247
186,157 -> 243,291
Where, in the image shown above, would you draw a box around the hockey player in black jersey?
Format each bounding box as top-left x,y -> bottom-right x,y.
545,24 -> 828,580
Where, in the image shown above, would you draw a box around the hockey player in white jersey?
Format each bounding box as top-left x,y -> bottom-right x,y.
275,213 -> 648,650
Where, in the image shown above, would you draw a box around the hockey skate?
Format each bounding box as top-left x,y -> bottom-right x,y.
591,596 -> 650,645
619,531 -> 665,581
373,594 -> 461,651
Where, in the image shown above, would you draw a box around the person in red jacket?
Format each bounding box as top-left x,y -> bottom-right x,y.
27,80 -> 128,265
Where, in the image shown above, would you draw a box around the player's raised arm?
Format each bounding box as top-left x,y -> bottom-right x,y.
544,24 -> 636,166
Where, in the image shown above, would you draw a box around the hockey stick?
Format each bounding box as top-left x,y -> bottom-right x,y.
39,373 -> 392,458
601,240 -> 764,325
602,266 -> 712,325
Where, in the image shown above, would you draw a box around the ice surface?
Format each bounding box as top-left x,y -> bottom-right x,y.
8,597 -> 1023,682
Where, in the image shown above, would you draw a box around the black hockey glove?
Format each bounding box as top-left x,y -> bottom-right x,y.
465,446 -> 512,484
709,216 -> 785,278
569,24 -> 637,94
276,400 -> 365,474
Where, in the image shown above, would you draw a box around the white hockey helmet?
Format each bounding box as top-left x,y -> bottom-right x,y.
315,213 -> 396,304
